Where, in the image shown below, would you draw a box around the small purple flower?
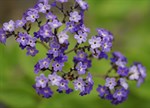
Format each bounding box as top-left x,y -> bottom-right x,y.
0,29 -> 6,44
39,58 -> 50,69
119,78 -> 128,90
69,11 -> 81,23
128,65 -> 139,80
15,19 -> 27,28
58,31 -> 69,44
105,77 -> 117,90
101,38 -> 112,52
46,12 -> 56,20
16,33 -> 28,46
48,19 -> 62,29
76,0 -> 88,10
56,0 -> 68,3
73,78 -> 85,92
48,72 -> 62,86
48,41 -> 60,57
86,72 -> 94,85
54,54 -> 68,63
27,36 -> 36,47
34,62 -> 41,74
26,47 -> 39,57
113,88 -> 129,101
74,31 -> 87,44
117,67 -> 129,77
40,24 -> 53,38
57,79 -> 69,92
74,50 -> 88,62
52,61 -> 64,72
40,86 -> 53,98
97,85 -> 109,98
35,74 -> 48,88
37,3 -> 51,13
80,24 -> 90,33
89,36 -> 101,49
66,22 -> 76,33
25,8 -> 39,22
3,20 -> 15,32
97,28 -> 113,41
76,62 -> 87,75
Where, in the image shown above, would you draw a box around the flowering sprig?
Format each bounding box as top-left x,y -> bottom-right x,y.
0,0 -> 147,105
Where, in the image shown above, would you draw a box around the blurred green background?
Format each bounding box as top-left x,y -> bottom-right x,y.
0,0 -> 150,108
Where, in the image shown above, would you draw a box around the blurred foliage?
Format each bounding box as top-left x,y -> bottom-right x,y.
0,0 -> 150,108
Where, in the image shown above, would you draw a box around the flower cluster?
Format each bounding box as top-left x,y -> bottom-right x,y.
0,0 -> 146,105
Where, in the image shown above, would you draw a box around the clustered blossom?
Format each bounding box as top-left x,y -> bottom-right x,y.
0,0 -> 146,105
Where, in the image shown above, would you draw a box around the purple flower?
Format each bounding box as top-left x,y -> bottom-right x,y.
26,47 -> 39,57
66,22 -> 76,33
113,88 -> 129,102
48,19 -> 62,29
37,3 -> 51,13
105,77 -> 117,90
76,0 -> 88,10
27,36 -> 36,47
101,38 -> 112,52
16,33 -> 28,46
39,58 -> 51,69
15,19 -> 27,28
48,41 -> 60,57
117,67 -> 129,77
89,36 -> 101,49
56,0 -> 68,3
119,78 -> 128,90
86,72 -> 94,85
58,31 -> 69,44
3,20 -> 15,32
97,28 -> 113,41
46,12 -> 56,20
111,52 -> 127,67
48,72 -> 62,86
35,74 -> 48,88
69,11 -> 81,23
39,87 -> 53,98
52,61 -> 64,72
76,62 -> 87,75
40,24 -> 53,38
73,78 -> 85,92
57,79 -> 70,93
74,50 -> 88,63
34,63 -> 41,74
74,31 -> 87,44
0,29 -> 6,44
97,85 -> 109,98
25,8 -> 39,22
54,54 -> 68,63
80,24 -> 90,33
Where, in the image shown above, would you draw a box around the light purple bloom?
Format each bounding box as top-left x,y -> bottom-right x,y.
119,78 -> 128,90
89,36 -> 101,49
26,47 -> 39,57
48,19 -> 62,29
16,33 -> 28,46
15,19 -> 27,28
27,36 -> 36,47
97,85 -> 109,98
39,58 -> 50,69
58,31 -> 69,44
35,74 -> 48,88
86,72 -> 94,85
48,72 -> 62,86
48,42 -> 60,57
37,3 -> 51,13
69,11 -> 81,23
52,61 -> 64,72
74,31 -> 87,44
105,77 -> 117,90
0,29 -> 6,44
76,0 -> 88,10
39,87 -> 53,98
26,8 -> 39,22
46,12 -> 56,20
3,20 -> 15,32
40,24 -> 53,38
76,62 -> 87,75
117,67 -> 129,77
73,78 -> 85,92
57,79 -> 69,91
